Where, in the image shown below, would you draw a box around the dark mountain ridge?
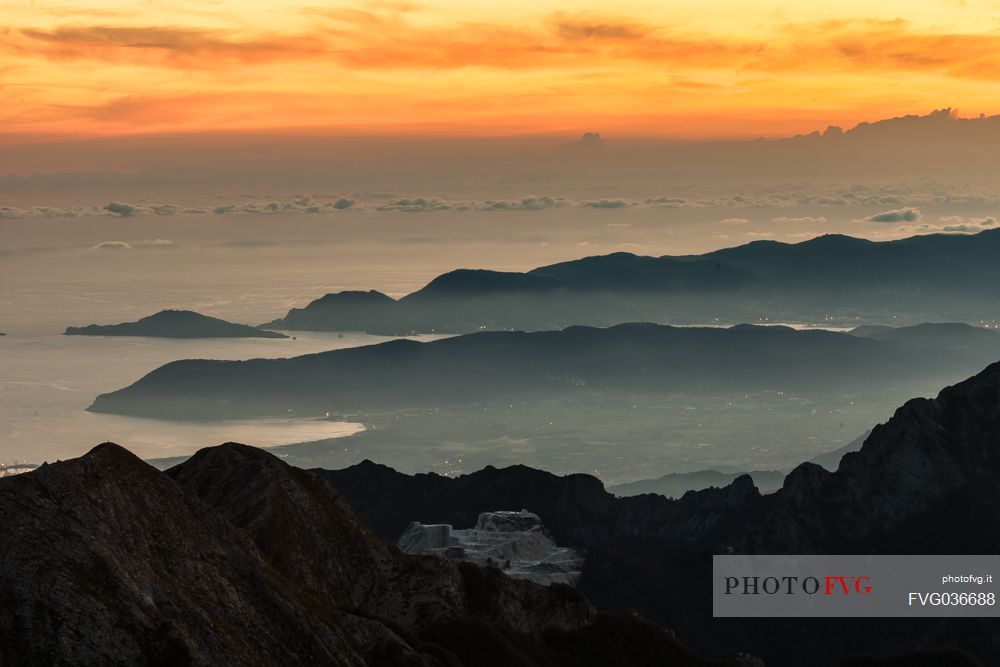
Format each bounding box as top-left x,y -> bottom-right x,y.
262,229 -> 1000,334
260,290 -> 397,332
89,321 -> 1000,420
409,269 -> 563,298
607,469 -> 787,498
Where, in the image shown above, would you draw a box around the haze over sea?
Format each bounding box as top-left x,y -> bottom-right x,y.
0,212 -> 863,472
2,213 -> 482,463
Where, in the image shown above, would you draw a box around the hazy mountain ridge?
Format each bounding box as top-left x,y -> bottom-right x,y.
89,322 -> 1000,420
608,470 -> 787,498
66,309 -> 288,339
260,291 -> 397,332
263,230 -> 1000,334
603,430 -> 870,498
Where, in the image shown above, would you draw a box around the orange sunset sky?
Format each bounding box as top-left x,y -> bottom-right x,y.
2,0 -> 1000,139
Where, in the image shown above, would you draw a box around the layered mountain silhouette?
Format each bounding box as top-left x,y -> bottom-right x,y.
607,469 -> 786,498
90,322 -> 1000,420
319,360 -> 1000,665
0,441 -> 752,666
264,290 -> 398,332
606,430 -> 873,498
261,230 -> 1000,334
66,309 -> 288,338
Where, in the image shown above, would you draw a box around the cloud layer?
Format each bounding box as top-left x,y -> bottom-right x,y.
3,182 -> 1000,223
5,4 -> 1000,137
864,207 -> 922,223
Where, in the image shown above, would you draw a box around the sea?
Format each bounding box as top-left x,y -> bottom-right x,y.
0,211 -> 865,470
0,330 -> 446,465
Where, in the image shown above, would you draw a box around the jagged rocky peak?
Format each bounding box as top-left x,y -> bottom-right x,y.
399,510 -> 585,586
167,444 -> 601,635
732,359 -> 1000,554
0,442 -> 376,665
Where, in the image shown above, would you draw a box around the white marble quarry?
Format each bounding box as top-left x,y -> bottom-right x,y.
398,510 -> 584,586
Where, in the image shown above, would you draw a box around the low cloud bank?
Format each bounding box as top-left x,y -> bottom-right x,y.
1,184 -> 998,220
864,207 -> 922,223
93,238 -> 176,250
772,216 -> 827,224
895,216 -> 998,235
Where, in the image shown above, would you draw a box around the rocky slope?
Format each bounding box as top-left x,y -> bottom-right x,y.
165,444 -> 593,636
0,441 -> 749,666
0,443 -> 367,666
65,309 -> 288,338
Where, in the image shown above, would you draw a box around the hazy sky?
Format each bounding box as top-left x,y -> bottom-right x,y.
4,0 -> 1000,139
4,1 -> 1000,251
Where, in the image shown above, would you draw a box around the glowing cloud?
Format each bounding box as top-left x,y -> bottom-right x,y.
3,2 -> 1000,137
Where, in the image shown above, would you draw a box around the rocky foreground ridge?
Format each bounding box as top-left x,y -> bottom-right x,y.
0,441 -> 750,666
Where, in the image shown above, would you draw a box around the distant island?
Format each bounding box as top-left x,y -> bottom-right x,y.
89,321 -> 1000,420
262,229 -> 1000,334
66,309 -> 288,339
